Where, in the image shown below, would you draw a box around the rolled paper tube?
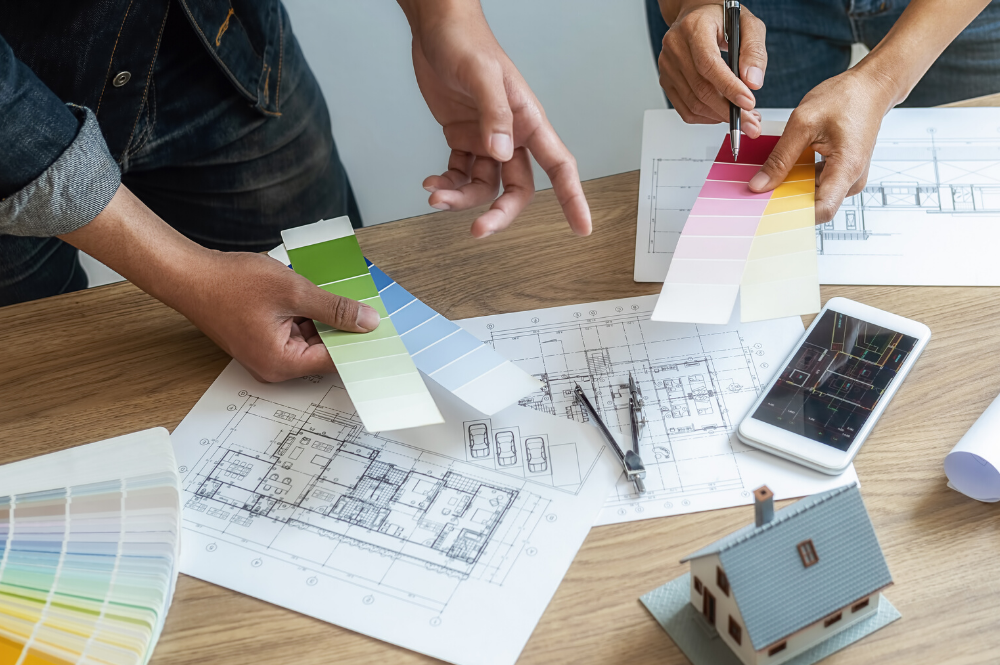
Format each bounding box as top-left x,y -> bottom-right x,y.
944,391 -> 1000,502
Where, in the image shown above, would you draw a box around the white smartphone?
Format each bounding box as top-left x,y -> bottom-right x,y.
737,297 -> 930,474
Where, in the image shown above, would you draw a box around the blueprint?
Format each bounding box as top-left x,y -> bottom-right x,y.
458,295 -> 858,526
170,361 -> 617,665
635,108 -> 1000,285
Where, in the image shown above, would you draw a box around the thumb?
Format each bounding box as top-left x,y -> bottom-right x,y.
297,283 -> 381,333
739,9 -> 768,90
748,122 -> 812,193
467,60 -> 515,162
814,155 -> 863,223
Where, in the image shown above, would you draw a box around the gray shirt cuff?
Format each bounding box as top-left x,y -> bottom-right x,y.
0,105 -> 121,237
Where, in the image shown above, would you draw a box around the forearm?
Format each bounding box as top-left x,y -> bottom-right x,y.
396,0 -> 481,34
57,185 -> 210,308
859,0 -> 991,106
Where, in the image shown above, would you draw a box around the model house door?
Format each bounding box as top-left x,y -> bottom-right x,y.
702,589 -> 716,625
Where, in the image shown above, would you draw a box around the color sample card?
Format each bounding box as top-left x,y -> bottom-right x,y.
0,428 -> 180,665
366,260 -> 542,414
282,217 -> 443,432
652,135 -> 820,324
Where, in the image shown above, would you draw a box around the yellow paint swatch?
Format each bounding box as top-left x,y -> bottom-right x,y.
741,157 -> 820,322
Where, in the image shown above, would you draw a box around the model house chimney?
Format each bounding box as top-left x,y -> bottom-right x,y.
754,485 -> 774,527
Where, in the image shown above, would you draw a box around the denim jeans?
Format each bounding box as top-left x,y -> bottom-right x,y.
0,0 -> 359,307
645,0 -> 1000,107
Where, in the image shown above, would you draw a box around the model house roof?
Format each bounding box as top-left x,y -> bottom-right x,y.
681,483 -> 891,650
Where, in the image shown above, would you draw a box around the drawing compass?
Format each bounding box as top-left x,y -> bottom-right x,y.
573,381 -> 647,495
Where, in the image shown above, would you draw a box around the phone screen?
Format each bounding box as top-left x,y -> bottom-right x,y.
751,310 -> 918,451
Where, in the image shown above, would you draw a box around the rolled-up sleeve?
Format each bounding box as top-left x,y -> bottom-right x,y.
0,34 -> 121,237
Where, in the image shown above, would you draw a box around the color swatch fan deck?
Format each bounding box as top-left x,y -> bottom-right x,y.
282,217 -> 444,432
652,135 -> 821,324
0,428 -> 180,665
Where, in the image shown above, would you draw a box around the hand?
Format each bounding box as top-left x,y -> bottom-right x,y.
60,186 -> 380,383
747,67 -> 897,223
658,1 -> 765,135
398,0 -> 590,238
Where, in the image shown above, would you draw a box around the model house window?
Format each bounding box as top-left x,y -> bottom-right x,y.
824,612 -> 842,627
728,616 -> 742,645
852,598 -> 870,613
797,539 -> 819,568
716,567 -> 730,596
694,576 -> 703,593
768,641 -> 787,656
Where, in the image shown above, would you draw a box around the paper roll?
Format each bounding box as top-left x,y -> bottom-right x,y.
944,392 -> 1000,502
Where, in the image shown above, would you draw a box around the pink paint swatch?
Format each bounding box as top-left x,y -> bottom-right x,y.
652,133 -> 817,325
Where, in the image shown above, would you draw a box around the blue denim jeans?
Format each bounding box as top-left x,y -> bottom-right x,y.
0,1 -> 359,307
646,0 -> 1000,107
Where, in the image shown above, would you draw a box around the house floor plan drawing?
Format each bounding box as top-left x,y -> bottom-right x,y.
636,108 -> 1000,285
171,362 -> 617,665
458,295 -> 858,526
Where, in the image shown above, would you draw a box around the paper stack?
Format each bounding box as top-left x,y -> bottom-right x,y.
0,428 -> 180,665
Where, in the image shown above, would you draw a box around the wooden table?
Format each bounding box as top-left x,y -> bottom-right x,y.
5,97 -> 1000,665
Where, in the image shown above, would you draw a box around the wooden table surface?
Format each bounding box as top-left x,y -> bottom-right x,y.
5,95 -> 1000,665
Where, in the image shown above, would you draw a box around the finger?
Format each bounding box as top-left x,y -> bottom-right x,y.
429,156 -> 501,211
742,109 -> 762,138
739,9 -> 768,90
423,150 -> 474,193
661,48 -> 727,122
661,80 -> 719,125
466,60 -> 515,162
846,161 -> 870,198
748,116 -> 814,192
523,122 -> 591,235
295,281 -> 381,333
470,147 -> 535,238
442,121 -> 488,155
689,28 -> 755,111
815,154 -> 867,223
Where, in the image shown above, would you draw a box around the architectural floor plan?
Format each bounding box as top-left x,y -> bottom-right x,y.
171,362 -> 617,665
636,108 -> 1000,285
458,295 -> 858,526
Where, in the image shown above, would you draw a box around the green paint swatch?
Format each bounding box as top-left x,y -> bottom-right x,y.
282,217 -> 443,431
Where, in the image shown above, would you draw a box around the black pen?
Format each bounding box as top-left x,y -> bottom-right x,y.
724,0 -> 741,160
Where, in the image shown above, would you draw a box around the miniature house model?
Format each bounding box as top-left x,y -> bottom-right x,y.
681,483 -> 892,665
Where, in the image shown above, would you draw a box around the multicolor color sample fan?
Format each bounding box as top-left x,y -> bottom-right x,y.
0,428 -> 180,665
651,134 -> 820,324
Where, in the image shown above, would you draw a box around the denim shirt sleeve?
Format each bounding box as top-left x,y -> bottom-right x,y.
0,34 -> 121,238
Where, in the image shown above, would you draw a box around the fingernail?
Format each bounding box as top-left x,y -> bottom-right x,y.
491,133 -> 514,161
746,66 -> 764,87
356,304 -> 380,332
424,185 -> 438,193
752,110 -> 761,121
738,95 -> 755,110
431,201 -> 450,211
748,171 -> 770,191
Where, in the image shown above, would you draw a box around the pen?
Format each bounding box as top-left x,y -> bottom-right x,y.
725,0 -> 741,160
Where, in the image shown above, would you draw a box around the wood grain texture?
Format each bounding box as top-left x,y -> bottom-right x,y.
4,100 -> 1000,664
